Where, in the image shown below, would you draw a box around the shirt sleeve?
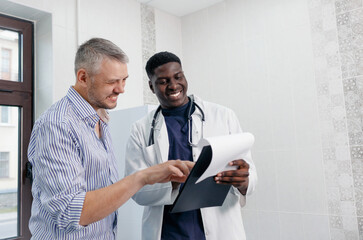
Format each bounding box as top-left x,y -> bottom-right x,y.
30,120 -> 87,233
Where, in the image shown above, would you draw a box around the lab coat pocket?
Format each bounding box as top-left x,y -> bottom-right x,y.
142,144 -> 160,166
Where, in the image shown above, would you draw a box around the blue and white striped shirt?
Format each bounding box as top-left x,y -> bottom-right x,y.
28,87 -> 119,239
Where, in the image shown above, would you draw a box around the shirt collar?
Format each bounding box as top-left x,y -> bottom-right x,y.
97,108 -> 110,124
66,86 -> 99,123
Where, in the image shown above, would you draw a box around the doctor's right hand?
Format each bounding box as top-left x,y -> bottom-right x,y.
139,160 -> 194,185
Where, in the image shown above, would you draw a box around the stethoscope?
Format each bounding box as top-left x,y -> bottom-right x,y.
148,96 -> 205,147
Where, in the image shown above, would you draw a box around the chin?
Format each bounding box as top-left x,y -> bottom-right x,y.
108,104 -> 117,110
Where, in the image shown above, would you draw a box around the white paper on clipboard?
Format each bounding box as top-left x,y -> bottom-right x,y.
195,132 -> 254,184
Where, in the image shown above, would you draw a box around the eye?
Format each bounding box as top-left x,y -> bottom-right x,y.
157,79 -> 167,85
175,74 -> 184,80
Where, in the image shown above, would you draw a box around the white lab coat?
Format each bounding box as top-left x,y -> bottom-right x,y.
125,95 -> 257,240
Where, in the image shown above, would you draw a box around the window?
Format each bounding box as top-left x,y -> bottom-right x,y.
0,14 -> 33,239
0,106 -> 9,123
0,152 -> 9,178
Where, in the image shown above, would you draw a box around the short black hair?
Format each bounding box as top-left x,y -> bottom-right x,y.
145,51 -> 181,79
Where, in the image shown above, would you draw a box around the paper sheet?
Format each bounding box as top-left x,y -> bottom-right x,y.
195,132 -> 255,184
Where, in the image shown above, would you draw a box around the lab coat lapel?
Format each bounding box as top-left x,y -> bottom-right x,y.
153,115 -> 169,163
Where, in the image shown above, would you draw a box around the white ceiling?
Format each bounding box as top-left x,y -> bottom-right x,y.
136,0 -> 224,17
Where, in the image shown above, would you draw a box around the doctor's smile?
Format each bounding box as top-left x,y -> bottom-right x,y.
168,90 -> 182,98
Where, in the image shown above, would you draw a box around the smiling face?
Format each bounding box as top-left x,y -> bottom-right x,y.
76,57 -> 129,111
149,62 -> 189,109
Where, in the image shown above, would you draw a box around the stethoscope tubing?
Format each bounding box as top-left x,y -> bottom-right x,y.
148,96 -> 205,146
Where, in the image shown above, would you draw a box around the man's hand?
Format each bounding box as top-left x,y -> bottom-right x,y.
141,160 -> 194,185
214,159 -> 249,195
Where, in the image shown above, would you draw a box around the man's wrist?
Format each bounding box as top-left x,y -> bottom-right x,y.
134,170 -> 148,186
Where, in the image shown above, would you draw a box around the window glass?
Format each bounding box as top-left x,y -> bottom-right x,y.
0,152 -> 9,178
0,29 -> 19,82
0,106 -> 19,238
0,106 -> 9,124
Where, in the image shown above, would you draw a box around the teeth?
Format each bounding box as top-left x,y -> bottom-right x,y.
169,92 -> 180,97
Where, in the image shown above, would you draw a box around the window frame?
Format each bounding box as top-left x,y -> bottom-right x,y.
0,14 -> 33,240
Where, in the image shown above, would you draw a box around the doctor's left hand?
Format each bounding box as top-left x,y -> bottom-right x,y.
214,159 -> 249,195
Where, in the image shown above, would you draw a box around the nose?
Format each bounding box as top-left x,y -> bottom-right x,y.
115,80 -> 125,94
167,78 -> 177,90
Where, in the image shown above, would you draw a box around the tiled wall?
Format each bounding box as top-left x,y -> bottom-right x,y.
141,5 -> 183,105
337,0 -> 363,237
141,4 -> 158,105
309,0 -> 363,238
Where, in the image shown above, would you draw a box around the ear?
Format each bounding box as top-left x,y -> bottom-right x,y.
76,69 -> 89,87
149,80 -> 155,93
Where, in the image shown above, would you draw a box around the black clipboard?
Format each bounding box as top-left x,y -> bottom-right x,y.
169,145 -> 231,213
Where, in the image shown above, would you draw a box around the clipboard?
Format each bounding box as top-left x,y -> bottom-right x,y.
169,145 -> 231,213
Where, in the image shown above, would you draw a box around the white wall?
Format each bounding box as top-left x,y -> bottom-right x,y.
154,8 -> 182,58
181,0 -> 362,239
77,0 -> 145,111
3,0 -> 150,117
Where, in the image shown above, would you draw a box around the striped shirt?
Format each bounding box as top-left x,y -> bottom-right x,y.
28,87 -> 119,239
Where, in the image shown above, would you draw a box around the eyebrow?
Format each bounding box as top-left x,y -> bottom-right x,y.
156,71 -> 184,79
107,75 -> 129,82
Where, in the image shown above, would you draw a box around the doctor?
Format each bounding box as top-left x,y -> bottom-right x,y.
125,51 -> 257,240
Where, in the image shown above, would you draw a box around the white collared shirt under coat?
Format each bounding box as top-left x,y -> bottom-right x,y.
125,95 -> 257,240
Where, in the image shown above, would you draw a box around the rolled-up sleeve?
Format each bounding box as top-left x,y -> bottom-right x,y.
30,120 -> 86,232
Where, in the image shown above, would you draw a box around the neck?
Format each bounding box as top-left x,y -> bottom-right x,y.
73,85 -> 99,111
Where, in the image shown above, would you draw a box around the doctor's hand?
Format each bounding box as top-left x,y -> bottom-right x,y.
140,160 -> 194,185
214,159 -> 249,195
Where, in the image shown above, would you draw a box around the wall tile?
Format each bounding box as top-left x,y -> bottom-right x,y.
358,217 -> 363,236
252,151 -> 279,212
335,0 -> 363,14
241,209 -> 260,240
258,211 -> 281,240
279,212 -> 304,240
303,214 -> 331,240
140,4 -> 157,105
275,150 -> 303,212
